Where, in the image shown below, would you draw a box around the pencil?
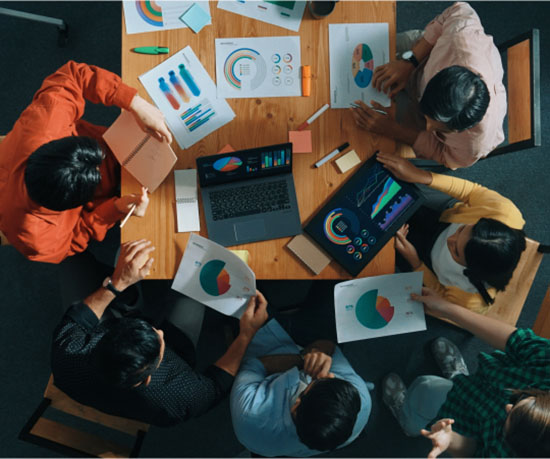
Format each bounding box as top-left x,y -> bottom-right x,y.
120,204 -> 137,228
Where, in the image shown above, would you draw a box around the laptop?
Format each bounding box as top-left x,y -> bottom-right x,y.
196,143 -> 301,246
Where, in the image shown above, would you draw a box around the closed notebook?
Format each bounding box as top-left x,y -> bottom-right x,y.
103,110 -> 177,192
175,169 -> 200,232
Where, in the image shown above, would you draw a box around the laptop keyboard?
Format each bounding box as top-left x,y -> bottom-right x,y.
209,179 -> 291,221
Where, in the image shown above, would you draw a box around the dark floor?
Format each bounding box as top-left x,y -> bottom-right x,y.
0,1 -> 548,457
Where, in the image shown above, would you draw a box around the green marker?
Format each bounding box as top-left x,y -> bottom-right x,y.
132,46 -> 169,55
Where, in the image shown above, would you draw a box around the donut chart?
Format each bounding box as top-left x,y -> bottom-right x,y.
352,43 -> 374,88
223,48 -> 267,90
200,260 -> 231,296
355,289 -> 395,329
324,208 -> 361,245
213,156 -> 242,172
135,0 -> 163,27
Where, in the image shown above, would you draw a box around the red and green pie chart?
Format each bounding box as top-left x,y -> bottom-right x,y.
213,156 -> 242,172
199,259 -> 231,296
355,289 -> 394,329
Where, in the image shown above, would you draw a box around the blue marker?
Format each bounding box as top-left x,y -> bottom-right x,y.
179,63 -> 201,97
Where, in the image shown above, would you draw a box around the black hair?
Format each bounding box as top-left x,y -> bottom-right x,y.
420,65 -> 490,131
92,318 -> 161,389
24,136 -> 103,211
294,378 -> 361,452
463,218 -> 526,304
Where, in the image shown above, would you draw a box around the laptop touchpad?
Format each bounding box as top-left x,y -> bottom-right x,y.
234,220 -> 266,241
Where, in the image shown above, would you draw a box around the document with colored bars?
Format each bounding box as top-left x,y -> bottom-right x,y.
139,46 -> 235,149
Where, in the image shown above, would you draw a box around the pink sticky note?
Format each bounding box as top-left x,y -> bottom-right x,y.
288,130 -> 312,154
217,144 -> 235,154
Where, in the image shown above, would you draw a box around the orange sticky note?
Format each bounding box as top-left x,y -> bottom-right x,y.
288,130 -> 312,153
217,144 -> 235,154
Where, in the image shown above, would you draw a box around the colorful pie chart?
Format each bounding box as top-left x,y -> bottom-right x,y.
199,260 -> 231,296
135,0 -> 163,27
213,156 -> 242,172
352,43 -> 374,88
355,289 -> 395,329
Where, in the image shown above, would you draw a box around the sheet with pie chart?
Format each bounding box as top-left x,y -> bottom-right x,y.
172,233 -> 256,318
215,36 -> 302,98
328,23 -> 391,109
334,272 -> 425,343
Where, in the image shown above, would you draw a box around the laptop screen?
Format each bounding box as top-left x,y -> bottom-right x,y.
196,143 -> 292,187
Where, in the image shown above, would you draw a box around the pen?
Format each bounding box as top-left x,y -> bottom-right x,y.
315,142 -> 350,168
350,102 -> 387,115
132,46 -> 169,55
298,103 -> 330,131
120,204 -> 137,228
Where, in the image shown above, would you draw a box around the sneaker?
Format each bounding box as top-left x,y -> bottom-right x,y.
431,337 -> 469,379
382,373 -> 407,424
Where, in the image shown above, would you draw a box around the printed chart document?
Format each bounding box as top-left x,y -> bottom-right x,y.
174,169 -> 200,232
329,23 -> 391,109
140,46 -> 235,149
123,1 -> 211,35
216,36 -> 301,98
172,233 -> 256,318
217,1 -> 306,32
103,110 -> 177,192
334,272 -> 425,343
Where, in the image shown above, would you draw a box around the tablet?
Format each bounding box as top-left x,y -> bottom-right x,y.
304,156 -> 425,276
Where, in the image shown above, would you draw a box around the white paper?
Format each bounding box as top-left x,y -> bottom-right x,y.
172,233 -> 256,317
216,36 -> 301,98
329,23 -> 391,109
139,46 -> 235,149
175,169 -> 200,232
217,0 -> 306,32
123,1 -> 211,35
334,272 -> 425,343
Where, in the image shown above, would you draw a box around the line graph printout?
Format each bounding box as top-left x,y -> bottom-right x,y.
334,272 -> 425,343
329,23 -> 391,108
172,233 -> 256,318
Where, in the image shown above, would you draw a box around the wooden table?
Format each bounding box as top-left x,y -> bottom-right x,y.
122,1 -> 396,279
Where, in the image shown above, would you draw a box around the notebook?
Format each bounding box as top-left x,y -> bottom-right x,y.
174,169 -> 200,232
103,110 -> 177,192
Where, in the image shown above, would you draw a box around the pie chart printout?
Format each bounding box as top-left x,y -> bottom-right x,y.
352,43 -> 374,88
355,289 -> 395,329
199,260 -> 231,296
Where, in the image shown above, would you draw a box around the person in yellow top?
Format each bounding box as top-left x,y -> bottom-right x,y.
377,153 -> 526,313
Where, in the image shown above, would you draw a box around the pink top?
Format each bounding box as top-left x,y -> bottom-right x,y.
411,2 -> 506,168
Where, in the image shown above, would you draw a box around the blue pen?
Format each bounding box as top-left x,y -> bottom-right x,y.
179,64 -> 201,97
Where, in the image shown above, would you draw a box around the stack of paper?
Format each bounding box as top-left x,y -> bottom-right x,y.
174,169 -> 200,232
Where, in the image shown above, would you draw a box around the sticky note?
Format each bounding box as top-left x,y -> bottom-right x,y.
335,150 -> 361,173
217,144 -> 235,154
180,3 -> 211,33
288,130 -> 312,154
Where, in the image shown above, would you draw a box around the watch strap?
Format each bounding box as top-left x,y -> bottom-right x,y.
103,277 -> 122,296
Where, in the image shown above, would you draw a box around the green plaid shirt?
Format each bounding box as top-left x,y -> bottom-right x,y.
437,328 -> 550,457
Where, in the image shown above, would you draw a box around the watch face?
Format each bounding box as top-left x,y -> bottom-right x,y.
402,51 -> 413,59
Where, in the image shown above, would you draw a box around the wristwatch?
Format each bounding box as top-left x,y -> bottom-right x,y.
401,50 -> 419,68
102,277 -> 122,296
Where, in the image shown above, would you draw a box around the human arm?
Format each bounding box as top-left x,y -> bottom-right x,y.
421,418 -> 477,458
412,288 -> 516,350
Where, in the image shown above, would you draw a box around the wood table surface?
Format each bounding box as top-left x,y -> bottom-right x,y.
121,1 -> 397,279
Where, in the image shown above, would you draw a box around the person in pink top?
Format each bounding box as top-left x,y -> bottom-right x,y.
351,2 -> 506,169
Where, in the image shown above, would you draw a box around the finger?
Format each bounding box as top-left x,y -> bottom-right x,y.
159,123 -> 173,143
428,446 -> 442,459
370,100 -> 387,112
255,290 -> 267,307
139,257 -> 154,277
389,81 -> 406,99
317,358 -> 332,379
133,245 -> 156,267
124,240 -> 152,262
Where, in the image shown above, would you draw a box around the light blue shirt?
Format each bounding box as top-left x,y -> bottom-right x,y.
230,319 -> 372,457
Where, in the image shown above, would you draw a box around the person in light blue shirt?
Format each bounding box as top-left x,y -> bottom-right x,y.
230,319 -> 372,457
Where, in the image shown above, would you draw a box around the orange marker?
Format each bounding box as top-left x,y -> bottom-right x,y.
302,65 -> 311,97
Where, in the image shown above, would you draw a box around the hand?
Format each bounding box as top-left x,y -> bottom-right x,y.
129,95 -> 172,143
376,152 -> 432,185
420,418 -> 455,458
115,186 -> 149,217
395,224 -> 421,269
303,349 -> 334,379
239,290 -> 269,340
111,239 -> 155,290
372,60 -> 415,98
351,100 -> 398,138
411,287 -> 453,317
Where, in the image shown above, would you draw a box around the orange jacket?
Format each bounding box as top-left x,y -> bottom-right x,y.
0,61 -> 137,263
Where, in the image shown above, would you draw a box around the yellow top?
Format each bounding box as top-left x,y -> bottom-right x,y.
414,173 -> 525,313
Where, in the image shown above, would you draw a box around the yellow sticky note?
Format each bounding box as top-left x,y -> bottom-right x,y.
335,150 -> 361,173
288,130 -> 312,153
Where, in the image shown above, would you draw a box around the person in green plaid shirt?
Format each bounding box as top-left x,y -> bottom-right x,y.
382,287 -> 550,457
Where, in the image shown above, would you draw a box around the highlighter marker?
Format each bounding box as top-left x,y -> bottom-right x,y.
178,63 -> 201,97
301,65 -> 311,97
169,70 -> 190,103
158,77 -> 180,110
